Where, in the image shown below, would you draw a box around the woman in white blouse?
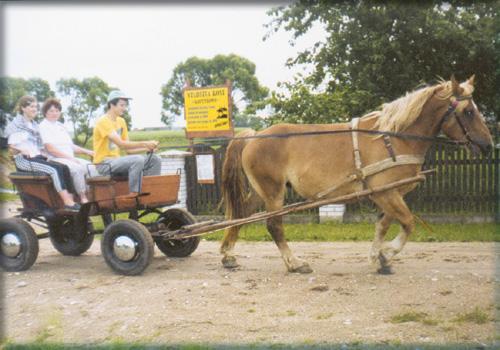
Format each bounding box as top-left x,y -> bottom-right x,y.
39,98 -> 95,203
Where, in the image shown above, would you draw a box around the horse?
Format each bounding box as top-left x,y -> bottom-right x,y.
220,75 -> 493,274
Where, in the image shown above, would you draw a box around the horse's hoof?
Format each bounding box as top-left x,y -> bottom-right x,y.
377,266 -> 394,275
222,256 -> 239,269
290,264 -> 313,274
377,254 -> 393,274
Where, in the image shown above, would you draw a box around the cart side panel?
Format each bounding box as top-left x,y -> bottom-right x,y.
88,174 -> 180,210
140,174 -> 180,207
9,174 -> 64,210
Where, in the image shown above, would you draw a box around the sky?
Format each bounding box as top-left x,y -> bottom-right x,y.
3,3 -> 325,129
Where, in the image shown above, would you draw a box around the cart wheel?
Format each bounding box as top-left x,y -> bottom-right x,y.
101,219 -> 154,276
154,208 -> 200,257
0,218 -> 39,272
48,217 -> 94,256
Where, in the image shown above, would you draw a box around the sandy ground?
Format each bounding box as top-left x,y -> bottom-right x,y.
2,234 -> 499,347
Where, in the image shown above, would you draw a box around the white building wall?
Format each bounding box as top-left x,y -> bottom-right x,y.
158,150 -> 192,209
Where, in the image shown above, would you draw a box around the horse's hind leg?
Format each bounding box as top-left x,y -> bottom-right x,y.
220,189 -> 261,268
264,197 -> 313,274
371,191 -> 415,271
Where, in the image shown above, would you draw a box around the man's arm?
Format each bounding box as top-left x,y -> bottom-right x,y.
108,132 -> 158,151
125,147 -> 156,154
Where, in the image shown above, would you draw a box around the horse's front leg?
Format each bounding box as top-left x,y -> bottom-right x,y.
371,192 -> 415,272
369,212 -> 393,265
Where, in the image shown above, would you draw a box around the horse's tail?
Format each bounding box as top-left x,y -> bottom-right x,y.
222,129 -> 256,220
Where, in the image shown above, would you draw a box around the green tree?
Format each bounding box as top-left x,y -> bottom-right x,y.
233,112 -> 267,130
0,77 -> 54,130
266,1 -> 499,124
56,77 -> 131,146
160,54 -> 269,127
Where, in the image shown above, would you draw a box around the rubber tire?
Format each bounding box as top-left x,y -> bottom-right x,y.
101,219 -> 154,276
0,218 -> 39,272
48,218 -> 94,256
154,208 -> 200,257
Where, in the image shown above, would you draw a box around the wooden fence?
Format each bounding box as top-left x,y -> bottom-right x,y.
184,141 -> 499,220
184,143 -> 318,217
346,143 -> 499,217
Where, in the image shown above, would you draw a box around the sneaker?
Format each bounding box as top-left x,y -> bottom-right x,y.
64,203 -> 81,212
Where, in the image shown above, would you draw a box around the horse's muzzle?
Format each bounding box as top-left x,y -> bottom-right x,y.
469,140 -> 493,156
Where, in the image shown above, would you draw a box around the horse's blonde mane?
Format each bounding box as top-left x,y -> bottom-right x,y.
371,79 -> 474,132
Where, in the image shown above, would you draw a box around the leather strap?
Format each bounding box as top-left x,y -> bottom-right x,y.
383,135 -> 397,161
351,117 -> 362,170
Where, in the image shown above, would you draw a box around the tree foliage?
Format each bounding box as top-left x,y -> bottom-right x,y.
160,54 -> 269,127
56,77 -> 131,146
0,77 -> 54,130
266,0 -> 499,124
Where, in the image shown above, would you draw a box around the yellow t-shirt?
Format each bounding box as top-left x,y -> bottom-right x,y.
93,115 -> 129,164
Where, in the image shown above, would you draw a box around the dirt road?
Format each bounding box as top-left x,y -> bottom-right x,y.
3,237 -> 498,346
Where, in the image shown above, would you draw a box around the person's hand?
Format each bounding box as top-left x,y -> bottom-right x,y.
86,149 -> 95,157
143,140 -> 159,151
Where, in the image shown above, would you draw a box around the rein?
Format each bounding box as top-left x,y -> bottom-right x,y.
156,128 -> 466,152
156,95 -> 473,152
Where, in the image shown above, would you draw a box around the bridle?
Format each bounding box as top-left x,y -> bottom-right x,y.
437,94 -> 475,148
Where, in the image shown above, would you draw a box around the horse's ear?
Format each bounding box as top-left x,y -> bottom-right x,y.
467,74 -> 475,86
450,74 -> 463,96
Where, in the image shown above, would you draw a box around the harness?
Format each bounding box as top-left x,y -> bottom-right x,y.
315,95 -> 474,198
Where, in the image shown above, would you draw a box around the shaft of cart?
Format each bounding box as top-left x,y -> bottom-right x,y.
158,173 -> 429,240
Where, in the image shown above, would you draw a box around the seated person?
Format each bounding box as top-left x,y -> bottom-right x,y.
93,90 -> 161,196
5,95 -> 80,211
39,98 -> 96,204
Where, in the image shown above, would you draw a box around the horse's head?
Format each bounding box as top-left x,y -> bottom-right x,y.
439,75 -> 493,156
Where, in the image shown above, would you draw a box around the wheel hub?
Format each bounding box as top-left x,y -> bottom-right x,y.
1,233 -> 22,258
113,235 -> 137,262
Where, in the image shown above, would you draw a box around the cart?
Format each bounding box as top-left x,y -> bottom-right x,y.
0,170 -> 200,275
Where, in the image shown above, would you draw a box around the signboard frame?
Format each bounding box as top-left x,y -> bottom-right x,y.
183,81 -> 234,140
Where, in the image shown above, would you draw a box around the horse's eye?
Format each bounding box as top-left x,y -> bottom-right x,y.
464,110 -> 473,118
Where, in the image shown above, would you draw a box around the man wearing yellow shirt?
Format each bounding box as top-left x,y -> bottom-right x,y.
93,90 -> 161,196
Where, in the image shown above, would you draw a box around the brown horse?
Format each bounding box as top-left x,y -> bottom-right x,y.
220,75 -> 493,273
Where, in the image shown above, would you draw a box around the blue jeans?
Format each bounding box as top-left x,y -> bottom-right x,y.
96,154 -> 161,193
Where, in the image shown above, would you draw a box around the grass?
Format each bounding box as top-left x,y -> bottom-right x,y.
0,192 -> 18,202
390,311 -> 442,327
85,212 -> 499,242
389,307 -> 492,328
84,211 -> 500,242
200,221 -> 499,242
390,311 -> 429,324
34,310 -> 63,343
453,307 -> 490,324
315,312 -> 334,320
